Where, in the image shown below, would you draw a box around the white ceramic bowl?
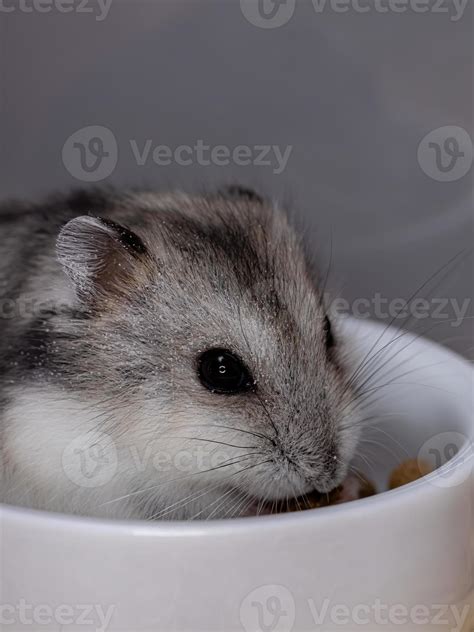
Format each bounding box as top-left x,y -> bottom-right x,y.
1,318 -> 473,632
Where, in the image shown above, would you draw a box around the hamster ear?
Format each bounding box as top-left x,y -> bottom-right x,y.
56,216 -> 149,301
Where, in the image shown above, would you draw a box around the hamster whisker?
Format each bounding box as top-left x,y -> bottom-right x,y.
170,422 -> 274,445
153,479 -> 234,521
151,459 -> 272,520
338,412 -> 411,433
206,489 -> 250,520
232,494 -> 256,519
341,328 -> 424,408
225,490 -> 256,520
339,357 -> 449,418
99,454 -> 262,508
169,436 -> 262,451
357,313 -> 474,391
296,491 -> 310,511
254,393 -> 280,444
357,437 -> 404,462
347,308 -> 451,389
336,330 -> 412,409
357,356 -> 447,400
290,492 -> 304,512
350,319 -> 461,402
350,375 -> 453,420
196,483 -> 253,521
340,254 -> 471,417
348,462 -> 372,483
346,299 -> 473,409
346,329 -> 418,397
363,425 -> 411,458
151,480 -> 233,521
343,249 -> 468,393
220,460 -> 276,519
255,479 -> 273,516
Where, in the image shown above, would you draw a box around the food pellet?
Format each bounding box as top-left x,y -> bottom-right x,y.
389,458 -> 433,490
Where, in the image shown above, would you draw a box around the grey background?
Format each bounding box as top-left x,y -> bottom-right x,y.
1,0 -> 472,357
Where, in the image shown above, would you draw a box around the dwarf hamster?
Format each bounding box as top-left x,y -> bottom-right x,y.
0,187 -> 362,520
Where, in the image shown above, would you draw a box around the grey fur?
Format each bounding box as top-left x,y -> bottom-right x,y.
0,188 -> 361,520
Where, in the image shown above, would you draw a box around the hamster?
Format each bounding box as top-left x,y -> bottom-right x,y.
0,187 -> 362,520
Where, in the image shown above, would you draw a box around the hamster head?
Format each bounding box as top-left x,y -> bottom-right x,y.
53,189 -> 361,519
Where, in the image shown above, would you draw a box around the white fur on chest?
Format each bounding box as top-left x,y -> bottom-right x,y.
0,388 -> 142,518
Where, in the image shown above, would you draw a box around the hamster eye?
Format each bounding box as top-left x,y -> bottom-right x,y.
197,349 -> 254,394
324,315 -> 335,349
